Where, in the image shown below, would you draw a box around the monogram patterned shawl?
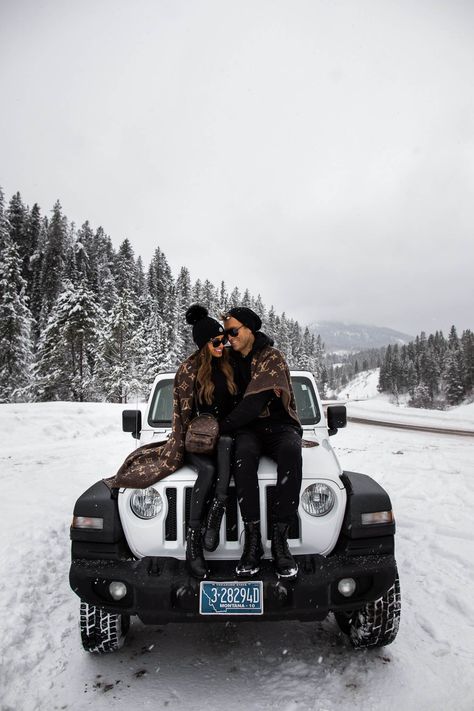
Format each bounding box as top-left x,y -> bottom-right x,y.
109,353 -> 199,489
245,344 -> 300,425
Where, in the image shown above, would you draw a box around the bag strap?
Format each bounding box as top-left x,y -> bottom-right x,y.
192,374 -> 201,416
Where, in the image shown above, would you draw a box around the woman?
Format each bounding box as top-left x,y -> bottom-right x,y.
111,304 -> 237,579
183,304 -> 238,579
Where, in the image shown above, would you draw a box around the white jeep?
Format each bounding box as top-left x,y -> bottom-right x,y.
70,370 -> 400,653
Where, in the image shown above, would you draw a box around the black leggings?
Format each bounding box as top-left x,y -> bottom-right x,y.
185,435 -> 233,529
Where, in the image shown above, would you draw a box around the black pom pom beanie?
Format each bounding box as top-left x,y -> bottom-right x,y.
185,304 -> 224,349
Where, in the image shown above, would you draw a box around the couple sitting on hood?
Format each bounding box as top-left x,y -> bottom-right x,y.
113,304 -> 303,581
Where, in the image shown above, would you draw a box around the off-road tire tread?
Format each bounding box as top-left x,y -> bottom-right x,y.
348,576 -> 401,649
334,575 -> 401,649
80,601 -> 130,654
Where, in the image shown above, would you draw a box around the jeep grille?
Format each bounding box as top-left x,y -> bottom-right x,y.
164,484 -> 300,542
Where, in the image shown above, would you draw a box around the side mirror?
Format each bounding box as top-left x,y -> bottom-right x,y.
326,405 -> 346,436
122,409 -> 142,439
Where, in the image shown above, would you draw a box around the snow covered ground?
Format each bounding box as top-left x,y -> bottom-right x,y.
1,401 -> 474,711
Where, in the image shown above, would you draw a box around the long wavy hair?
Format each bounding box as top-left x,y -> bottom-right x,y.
196,346 -> 237,405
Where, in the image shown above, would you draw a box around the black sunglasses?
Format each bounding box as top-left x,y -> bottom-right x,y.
210,335 -> 227,348
224,325 -> 245,337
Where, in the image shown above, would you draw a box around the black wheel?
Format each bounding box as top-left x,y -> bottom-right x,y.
335,575 -> 401,649
80,600 -> 130,653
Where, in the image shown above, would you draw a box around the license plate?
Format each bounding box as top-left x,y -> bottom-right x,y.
200,580 -> 263,615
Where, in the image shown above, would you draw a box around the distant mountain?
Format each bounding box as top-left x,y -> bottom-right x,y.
309,321 -> 413,352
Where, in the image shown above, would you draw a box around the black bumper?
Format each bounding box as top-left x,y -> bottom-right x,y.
70,552 -> 397,624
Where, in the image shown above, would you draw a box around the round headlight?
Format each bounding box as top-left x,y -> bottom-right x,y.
301,483 -> 335,517
130,487 -> 163,519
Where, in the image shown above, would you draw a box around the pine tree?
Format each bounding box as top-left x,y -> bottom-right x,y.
254,294 -> 266,326
7,192 -> 31,284
218,281 -> 229,312
319,365 -> 329,398
25,203 -> 43,307
114,238 -> 142,298
242,288 -> 252,307
266,306 -> 277,341
410,383 -> 432,408
201,280 -> 217,312
289,320 -> 303,368
407,361 -> 418,397
147,246 -> 173,309
461,330 -> 474,394
136,256 -> 146,295
276,313 -> 292,361
192,278 -> 203,304
444,350 -> 464,405
75,221 -> 95,286
379,345 -> 393,392
34,281 -> 104,401
98,288 -> 140,402
0,191 -> 34,402
94,227 -> 118,311
163,284 -> 185,369
134,305 -> 164,395
175,267 -> 194,358
39,200 -> 67,323
229,286 -> 242,308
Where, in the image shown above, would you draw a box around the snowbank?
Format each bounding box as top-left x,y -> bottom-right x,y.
335,369 -> 474,430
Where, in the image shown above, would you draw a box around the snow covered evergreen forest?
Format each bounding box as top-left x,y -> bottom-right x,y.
377,329 -> 474,408
0,188 -> 324,403
325,328 -> 474,410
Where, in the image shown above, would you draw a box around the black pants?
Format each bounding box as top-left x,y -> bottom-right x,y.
185,435 -> 233,529
232,424 -> 302,524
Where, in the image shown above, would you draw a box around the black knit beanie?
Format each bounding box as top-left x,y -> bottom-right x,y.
185,304 -> 224,350
224,306 -> 262,333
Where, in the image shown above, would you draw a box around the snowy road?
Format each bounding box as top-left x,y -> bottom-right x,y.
1,403 -> 474,711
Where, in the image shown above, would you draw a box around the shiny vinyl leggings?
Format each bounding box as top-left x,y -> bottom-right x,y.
185,435 -> 233,529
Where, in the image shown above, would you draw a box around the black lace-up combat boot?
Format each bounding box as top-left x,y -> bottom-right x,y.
186,527 -> 208,579
203,498 -> 226,552
235,521 -> 264,577
271,522 -> 298,580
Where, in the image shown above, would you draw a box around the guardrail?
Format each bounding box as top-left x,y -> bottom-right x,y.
347,416 -> 474,437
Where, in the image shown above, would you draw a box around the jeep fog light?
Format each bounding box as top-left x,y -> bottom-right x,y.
109,581 -> 127,600
301,483 -> 335,516
338,578 -> 356,597
130,487 -> 163,519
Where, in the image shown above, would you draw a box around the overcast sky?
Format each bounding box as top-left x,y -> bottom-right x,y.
1,0 -> 473,336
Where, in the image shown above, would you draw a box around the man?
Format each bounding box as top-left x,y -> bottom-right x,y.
217,306 -> 302,580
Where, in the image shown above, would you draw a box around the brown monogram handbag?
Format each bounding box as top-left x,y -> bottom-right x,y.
185,413 -> 219,455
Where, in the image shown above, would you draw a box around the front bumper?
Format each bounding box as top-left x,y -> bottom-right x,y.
70,553 -> 397,624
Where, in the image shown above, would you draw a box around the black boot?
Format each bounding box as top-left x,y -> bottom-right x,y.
186,527 -> 208,579
271,522 -> 298,580
203,498 -> 226,552
235,521 -> 264,577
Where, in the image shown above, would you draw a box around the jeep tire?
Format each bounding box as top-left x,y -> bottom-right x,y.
335,575 -> 401,649
80,600 -> 130,654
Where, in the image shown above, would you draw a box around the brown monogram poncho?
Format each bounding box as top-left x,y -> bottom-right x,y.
109,344 -> 303,489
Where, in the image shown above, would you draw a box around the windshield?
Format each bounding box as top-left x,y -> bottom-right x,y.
148,374 -> 320,427
148,379 -> 174,427
291,375 -> 321,425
